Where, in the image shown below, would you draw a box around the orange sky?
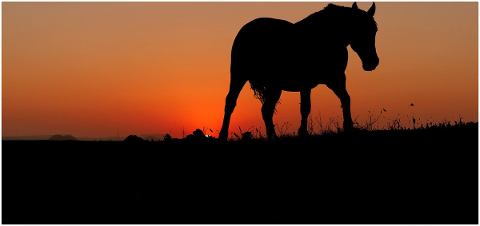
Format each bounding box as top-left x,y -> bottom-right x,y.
2,1 -> 478,139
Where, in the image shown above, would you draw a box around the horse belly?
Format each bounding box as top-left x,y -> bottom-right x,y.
276,67 -> 321,91
278,48 -> 347,90
243,48 -> 343,91
240,53 -> 323,91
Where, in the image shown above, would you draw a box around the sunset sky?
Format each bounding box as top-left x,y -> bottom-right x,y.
2,1 -> 478,139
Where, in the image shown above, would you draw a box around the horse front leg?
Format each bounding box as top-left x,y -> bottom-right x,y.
298,89 -> 311,137
261,89 -> 282,139
328,80 -> 354,131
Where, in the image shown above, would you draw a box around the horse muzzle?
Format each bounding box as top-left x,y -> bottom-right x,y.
362,56 -> 379,71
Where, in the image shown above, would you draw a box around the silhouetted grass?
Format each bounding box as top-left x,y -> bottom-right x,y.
2,118 -> 478,224
226,112 -> 477,142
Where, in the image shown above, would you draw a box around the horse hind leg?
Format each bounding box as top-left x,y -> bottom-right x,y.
219,73 -> 247,140
261,88 -> 282,139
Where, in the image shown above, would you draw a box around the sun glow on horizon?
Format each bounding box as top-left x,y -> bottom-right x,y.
2,2 -> 477,139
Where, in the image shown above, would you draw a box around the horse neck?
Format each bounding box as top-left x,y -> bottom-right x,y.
295,9 -> 353,47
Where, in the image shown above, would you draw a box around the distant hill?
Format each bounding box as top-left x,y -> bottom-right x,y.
48,135 -> 78,141
140,134 -> 165,141
124,135 -> 145,142
76,136 -> 124,141
3,134 -> 166,141
2,135 -> 53,141
3,135 -> 124,141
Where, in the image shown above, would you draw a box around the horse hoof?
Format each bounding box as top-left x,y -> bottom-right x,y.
218,132 -> 228,141
267,134 -> 278,140
298,129 -> 308,137
344,126 -> 359,133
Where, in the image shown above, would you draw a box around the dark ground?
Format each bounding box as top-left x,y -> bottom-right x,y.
2,123 -> 478,224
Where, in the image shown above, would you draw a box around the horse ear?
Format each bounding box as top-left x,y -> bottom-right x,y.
367,2 -> 376,16
352,2 -> 359,10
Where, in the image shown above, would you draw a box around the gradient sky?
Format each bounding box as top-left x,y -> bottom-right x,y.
2,1 -> 478,139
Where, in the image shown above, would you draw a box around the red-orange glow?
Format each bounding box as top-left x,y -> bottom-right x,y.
2,2 -> 477,139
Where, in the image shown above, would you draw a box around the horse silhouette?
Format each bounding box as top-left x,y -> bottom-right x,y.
219,2 -> 380,140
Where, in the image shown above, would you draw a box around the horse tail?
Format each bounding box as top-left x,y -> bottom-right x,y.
249,81 -> 267,104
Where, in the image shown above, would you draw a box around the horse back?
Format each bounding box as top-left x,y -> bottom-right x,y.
232,18 -> 294,60
231,17 -> 347,91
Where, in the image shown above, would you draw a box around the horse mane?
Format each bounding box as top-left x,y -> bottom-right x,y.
296,4 -> 351,25
296,3 -> 377,31
309,3 -> 351,18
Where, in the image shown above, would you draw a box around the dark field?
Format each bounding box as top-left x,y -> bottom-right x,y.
3,124 -> 478,224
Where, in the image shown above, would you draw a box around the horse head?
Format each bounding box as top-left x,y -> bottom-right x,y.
350,2 -> 379,71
